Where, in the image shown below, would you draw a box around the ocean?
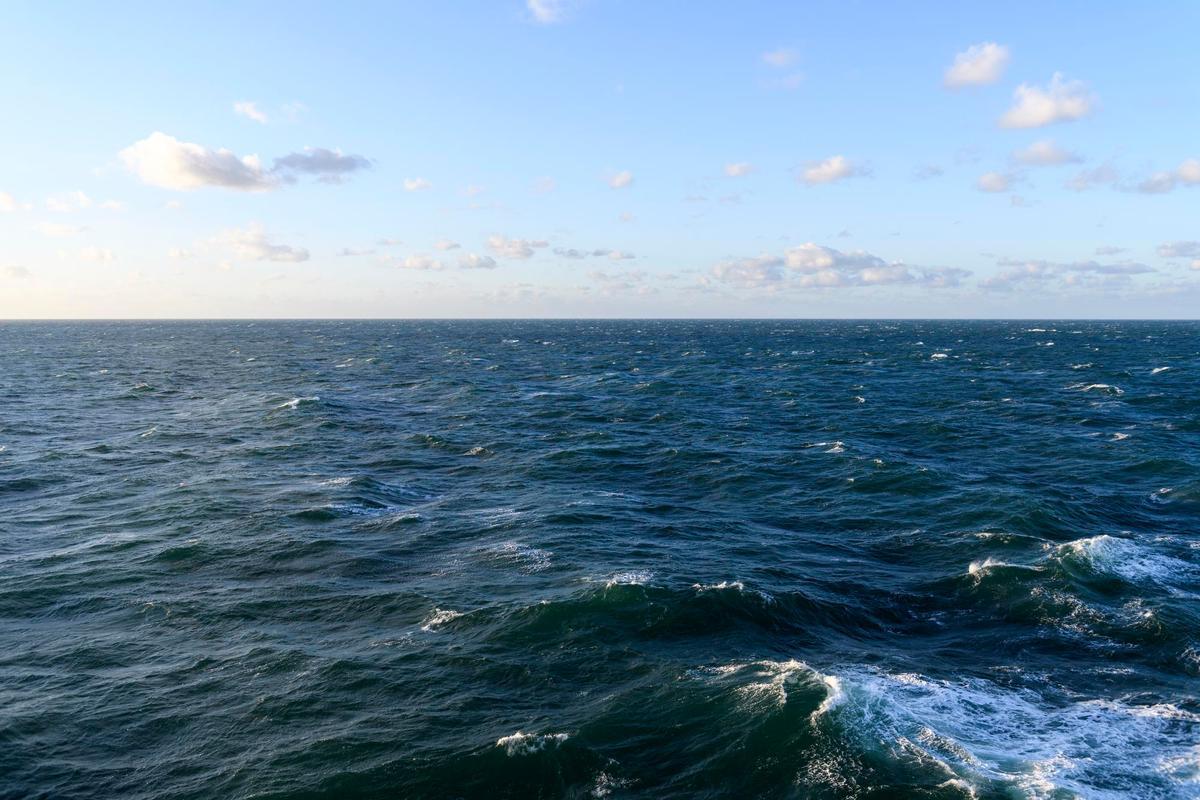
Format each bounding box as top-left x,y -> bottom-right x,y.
2,320 -> 1198,799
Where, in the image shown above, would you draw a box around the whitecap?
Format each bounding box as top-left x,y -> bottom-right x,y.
1112,432 -> 1131,441
486,541 -> 552,572
419,607 -> 463,632
604,570 -> 653,588
1071,383 -> 1124,395
1053,534 -> 1196,587
1151,366 -> 1171,375
464,445 -> 489,456
275,395 -> 319,410
495,731 -> 569,756
930,353 -> 949,360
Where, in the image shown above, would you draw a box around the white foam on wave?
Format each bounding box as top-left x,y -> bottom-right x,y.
1070,383 -> 1124,395
604,570 -> 653,588
818,668 -> 1200,799
487,541 -> 552,573
275,395 -> 319,410
1053,534 -> 1196,587
495,731 -> 570,756
419,608 -> 463,632
931,353 -> 949,360
1112,432 -> 1131,441
692,580 -> 775,603
1151,366 -> 1171,375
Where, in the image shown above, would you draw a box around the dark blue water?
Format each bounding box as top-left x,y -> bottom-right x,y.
3,320 -> 1199,799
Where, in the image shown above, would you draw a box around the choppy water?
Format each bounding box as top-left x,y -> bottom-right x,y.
2,320 -> 1199,800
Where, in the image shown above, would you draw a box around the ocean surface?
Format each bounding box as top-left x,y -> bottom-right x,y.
2,320 -> 1199,800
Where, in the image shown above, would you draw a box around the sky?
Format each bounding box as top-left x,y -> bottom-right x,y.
2,0 -> 1199,319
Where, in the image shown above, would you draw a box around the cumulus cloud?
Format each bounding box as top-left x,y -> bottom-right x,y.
976,171 -> 1013,193
0,191 -> 28,212
1157,241 -> 1200,259
981,257 -> 1153,290
801,156 -> 866,185
1180,159 -> 1200,185
79,246 -> 115,263
1095,245 -> 1126,256
487,235 -> 549,259
527,0 -> 566,23
724,162 -> 754,177
37,222 -> 87,237
434,239 -> 460,250
221,224 -> 309,262
553,247 -> 636,261
1131,159 -> 1200,194
338,247 -> 375,257
913,164 -> 944,180
944,42 -> 1010,87
1065,163 -> 1118,192
710,243 -> 968,290
46,190 -> 92,212
999,74 -> 1094,128
394,254 -> 444,270
233,101 -> 268,124
459,253 -> 497,270
403,177 -> 433,192
762,48 -> 798,67
121,132 -> 274,191
1012,140 -> 1082,166
272,148 -> 371,183
608,170 -> 634,189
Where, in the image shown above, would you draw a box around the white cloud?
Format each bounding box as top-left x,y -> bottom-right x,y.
762,48 -> 798,68
608,170 -> 634,189
459,253 -> 497,270
121,132 -> 274,191
233,101 -> 268,124
1065,164 -> 1118,191
944,42 -> 1010,87
1179,159 -> 1200,185
1011,139 -> 1082,166
913,164 -> 944,180
221,224 -> 309,262
724,162 -> 754,177
0,191 -> 24,212
527,0 -> 566,23
999,74 -> 1094,128
976,171 -> 1013,192
434,239 -> 460,250
37,222 -> 87,237
337,247 -> 375,257
403,177 -> 432,192
487,235 -> 549,259
395,254 -> 444,270
711,243 -> 968,290
801,156 -> 866,185
982,257 -> 1153,290
79,246 -> 115,263
1157,241 -> 1200,259
273,148 -> 370,183
98,199 -> 125,211
164,200 -> 183,210
463,184 -> 485,197
46,191 -> 92,212
1095,245 -> 1125,256
1132,159 -> 1200,194
4,265 -> 30,279
533,176 -> 557,194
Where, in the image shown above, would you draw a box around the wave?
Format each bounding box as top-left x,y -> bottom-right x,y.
495,731 -> 570,756
820,668 -> 1200,799
274,395 -> 320,410
420,608 -> 463,631
1053,534 -> 1197,587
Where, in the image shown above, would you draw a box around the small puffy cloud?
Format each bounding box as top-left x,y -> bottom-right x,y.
801,156 -> 866,185
121,132 -> 274,191
1179,159 -> 1200,185
1065,163 -> 1118,192
79,246 -> 115,263
1012,139 -> 1082,166
221,224 -> 309,262
711,243 -> 967,290
487,234 -> 549,259
46,191 -> 92,212
762,48 -> 798,68
338,247 -> 375,256
913,164 -> 944,180
434,239 -> 460,250
724,162 -> 754,177
233,101 -> 268,124
395,254 -> 444,270
608,170 -> 634,189
1,191 -> 29,212
1157,241 -> 1200,259
38,222 -> 87,237
4,265 -> 30,279
1132,159 -> 1200,194
463,184 -> 485,197
944,42 -> 1010,87
527,0 -> 566,23
164,199 -> 183,210
273,148 -> 371,183
459,253 -> 497,270
403,177 -> 432,192
976,171 -> 1013,193
553,247 -> 635,261
1095,245 -> 1125,256
999,74 -> 1094,128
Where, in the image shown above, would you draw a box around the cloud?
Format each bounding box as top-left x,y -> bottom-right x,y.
338,247 -> 375,256
37,222 -> 87,237
434,239 -> 460,250
1131,159 -> 1200,194
944,42 -> 1010,87
4,265 -> 30,279
913,164 -> 944,180
46,190 -> 92,212
403,177 -> 432,192
533,176 -> 557,194
976,171 -> 1013,193
553,247 -> 636,261
233,101 -> 268,124
79,246 -> 115,263
999,74 -> 1094,128
121,132 -> 274,191
221,224 -> 309,262
1180,159 -> 1200,185
394,254 -> 444,270
1157,241 -> 1200,259
487,235 -> 549,259
724,162 -> 754,177
711,243 -> 968,290
1065,163 -> 1118,191
801,155 -> 866,185
1095,245 -> 1125,256
1,191 -> 29,212
527,0 -> 567,23
1012,139 -> 1082,166
272,148 -> 371,183
762,48 -> 798,68
608,170 -> 634,189
982,257 -> 1153,290
459,253 -> 497,270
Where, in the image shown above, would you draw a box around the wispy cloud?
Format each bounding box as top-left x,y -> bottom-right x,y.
233,101 -> 268,124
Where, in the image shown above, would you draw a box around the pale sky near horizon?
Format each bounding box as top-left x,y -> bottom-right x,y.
2,0 -> 1199,318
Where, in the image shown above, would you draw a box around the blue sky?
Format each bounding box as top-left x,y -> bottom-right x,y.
2,0 -> 1199,317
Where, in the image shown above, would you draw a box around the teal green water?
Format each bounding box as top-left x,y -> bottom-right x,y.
2,320 -> 1199,799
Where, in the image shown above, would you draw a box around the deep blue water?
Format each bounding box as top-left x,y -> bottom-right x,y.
2,320 -> 1199,799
